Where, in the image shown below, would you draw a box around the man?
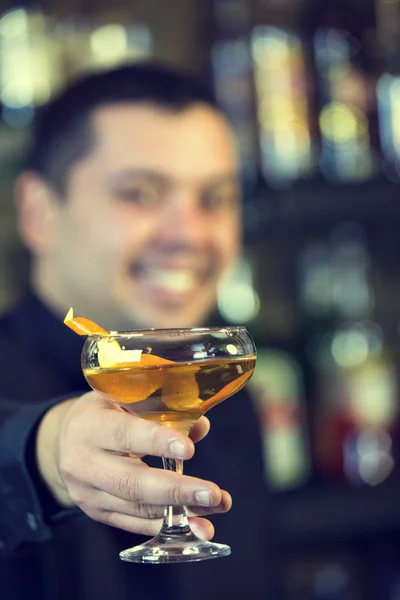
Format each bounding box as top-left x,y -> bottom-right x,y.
0,63 -> 275,599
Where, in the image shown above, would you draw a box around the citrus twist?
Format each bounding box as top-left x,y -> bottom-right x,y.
64,307 -> 108,336
64,308 -> 173,403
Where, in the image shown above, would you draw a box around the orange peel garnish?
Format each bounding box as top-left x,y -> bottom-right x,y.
201,371 -> 253,412
64,309 -> 174,402
64,307 -> 108,336
95,347 -> 174,402
90,366 -> 167,404
162,365 -> 203,411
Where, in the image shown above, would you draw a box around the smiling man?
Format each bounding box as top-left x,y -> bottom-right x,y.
0,63 -> 274,600
19,72 -> 241,331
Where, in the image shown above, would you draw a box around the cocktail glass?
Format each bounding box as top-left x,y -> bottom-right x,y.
81,326 -> 256,564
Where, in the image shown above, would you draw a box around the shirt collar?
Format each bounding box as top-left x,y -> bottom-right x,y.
13,289 -> 87,387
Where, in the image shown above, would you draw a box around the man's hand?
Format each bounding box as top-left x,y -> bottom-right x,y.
36,392 -> 231,539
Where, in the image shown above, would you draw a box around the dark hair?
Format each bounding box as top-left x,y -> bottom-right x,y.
24,61 -> 218,194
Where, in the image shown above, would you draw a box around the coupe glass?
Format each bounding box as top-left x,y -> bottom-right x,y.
81,326 -> 256,564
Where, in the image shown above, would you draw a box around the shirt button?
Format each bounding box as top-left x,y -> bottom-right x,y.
26,512 -> 38,531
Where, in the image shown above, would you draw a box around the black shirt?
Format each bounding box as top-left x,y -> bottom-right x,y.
0,292 -> 274,600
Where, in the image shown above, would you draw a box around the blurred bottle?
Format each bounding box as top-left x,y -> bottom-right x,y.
0,8 -> 61,128
303,1 -> 378,183
248,348 -> 311,490
217,254 -> 260,325
376,0 -> 400,182
299,222 -> 400,486
298,240 -> 333,319
315,330 -> 398,486
210,0 -> 258,187
250,24 -> 316,188
56,20 -> 151,77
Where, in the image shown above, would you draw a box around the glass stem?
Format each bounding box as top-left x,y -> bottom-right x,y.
160,457 -> 191,536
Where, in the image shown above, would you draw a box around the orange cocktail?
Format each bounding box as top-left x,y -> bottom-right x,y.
65,309 -> 257,564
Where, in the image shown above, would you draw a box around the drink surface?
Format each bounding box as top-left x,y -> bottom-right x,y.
84,355 -> 256,432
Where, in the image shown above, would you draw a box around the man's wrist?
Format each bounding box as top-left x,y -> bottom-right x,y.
35,399 -> 76,508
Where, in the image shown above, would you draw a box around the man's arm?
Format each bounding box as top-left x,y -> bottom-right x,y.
0,396 -> 77,555
0,392 -> 231,555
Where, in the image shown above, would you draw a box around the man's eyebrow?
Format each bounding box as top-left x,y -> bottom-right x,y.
108,169 -> 240,187
109,169 -> 172,186
202,173 -> 240,187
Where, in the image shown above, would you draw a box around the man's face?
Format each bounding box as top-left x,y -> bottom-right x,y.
33,103 -> 241,329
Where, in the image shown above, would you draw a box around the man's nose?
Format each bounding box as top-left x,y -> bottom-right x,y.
160,194 -> 210,246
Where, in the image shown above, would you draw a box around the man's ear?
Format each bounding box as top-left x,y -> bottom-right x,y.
14,172 -> 61,256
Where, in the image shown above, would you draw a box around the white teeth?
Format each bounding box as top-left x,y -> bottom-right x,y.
145,269 -> 196,294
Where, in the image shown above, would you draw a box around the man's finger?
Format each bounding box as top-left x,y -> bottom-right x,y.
80,455 -> 224,508
189,416 -> 210,443
84,488 -> 232,521
89,408 -> 195,459
100,512 -> 215,540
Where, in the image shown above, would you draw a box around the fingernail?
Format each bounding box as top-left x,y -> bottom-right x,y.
169,440 -> 187,458
195,490 -> 212,506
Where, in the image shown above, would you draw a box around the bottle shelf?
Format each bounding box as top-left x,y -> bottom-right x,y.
274,482 -> 400,552
243,179 -> 400,240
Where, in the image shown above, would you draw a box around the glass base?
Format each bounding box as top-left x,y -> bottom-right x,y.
119,530 -> 231,564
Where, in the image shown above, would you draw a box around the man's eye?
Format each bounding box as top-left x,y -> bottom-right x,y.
118,185 -> 160,206
203,190 -> 239,211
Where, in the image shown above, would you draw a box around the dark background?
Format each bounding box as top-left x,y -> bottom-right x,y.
2,1 -> 400,598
